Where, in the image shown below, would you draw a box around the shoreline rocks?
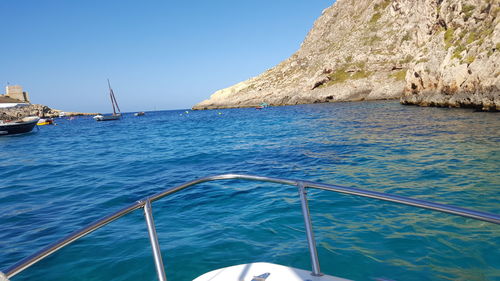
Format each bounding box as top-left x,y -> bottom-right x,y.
0,104 -> 96,121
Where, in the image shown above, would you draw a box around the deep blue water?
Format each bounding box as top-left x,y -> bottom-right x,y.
1,101 -> 499,281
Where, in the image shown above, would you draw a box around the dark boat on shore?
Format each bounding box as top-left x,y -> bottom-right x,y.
0,116 -> 40,136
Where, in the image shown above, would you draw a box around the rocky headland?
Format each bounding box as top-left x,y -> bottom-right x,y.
0,104 -> 95,121
193,0 -> 499,111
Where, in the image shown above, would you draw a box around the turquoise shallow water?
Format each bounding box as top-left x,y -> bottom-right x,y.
0,101 -> 499,281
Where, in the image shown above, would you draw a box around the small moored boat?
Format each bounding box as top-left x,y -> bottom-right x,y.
0,116 -> 40,136
93,114 -> 121,121
256,102 -> 269,109
37,118 -> 55,126
134,112 -> 145,116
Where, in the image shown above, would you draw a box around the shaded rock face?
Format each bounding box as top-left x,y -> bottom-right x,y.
193,0 -> 499,111
0,104 -> 60,121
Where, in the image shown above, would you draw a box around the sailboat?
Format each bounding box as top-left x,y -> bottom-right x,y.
93,79 -> 122,121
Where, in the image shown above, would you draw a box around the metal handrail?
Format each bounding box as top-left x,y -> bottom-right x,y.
3,174 -> 500,280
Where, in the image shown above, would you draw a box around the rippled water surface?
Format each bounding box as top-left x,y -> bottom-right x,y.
1,101 -> 499,281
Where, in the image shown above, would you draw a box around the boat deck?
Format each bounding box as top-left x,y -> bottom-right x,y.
194,262 -> 351,281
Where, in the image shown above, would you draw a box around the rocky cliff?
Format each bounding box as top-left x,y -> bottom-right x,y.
193,0 -> 499,111
401,0 -> 499,110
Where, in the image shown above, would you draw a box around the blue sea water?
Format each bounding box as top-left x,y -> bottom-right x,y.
0,101 -> 499,281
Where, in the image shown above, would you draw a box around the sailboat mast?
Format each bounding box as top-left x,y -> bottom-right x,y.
107,79 -> 117,115
110,89 -> 121,114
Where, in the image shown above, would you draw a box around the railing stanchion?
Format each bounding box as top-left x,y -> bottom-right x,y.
144,200 -> 168,281
298,182 -> 322,276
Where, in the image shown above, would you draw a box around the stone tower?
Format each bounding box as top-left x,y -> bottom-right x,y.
5,85 -> 30,103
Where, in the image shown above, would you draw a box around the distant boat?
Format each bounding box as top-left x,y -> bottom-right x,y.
94,79 -> 121,121
0,116 -> 40,135
134,112 -> 145,116
256,102 -> 269,109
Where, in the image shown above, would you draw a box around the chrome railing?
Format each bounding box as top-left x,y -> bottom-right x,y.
3,174 -> 500,280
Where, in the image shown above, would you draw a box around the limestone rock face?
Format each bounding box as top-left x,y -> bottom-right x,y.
401,0 -> 500,111
193,0 -> 499,111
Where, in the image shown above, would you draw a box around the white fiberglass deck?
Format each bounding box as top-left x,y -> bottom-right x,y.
193,262 -> 351,281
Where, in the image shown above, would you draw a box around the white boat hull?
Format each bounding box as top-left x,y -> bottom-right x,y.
93,114 -> 121,121
193,262 -> 351,281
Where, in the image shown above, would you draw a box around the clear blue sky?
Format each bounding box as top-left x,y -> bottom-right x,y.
1,0 -> 333,113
